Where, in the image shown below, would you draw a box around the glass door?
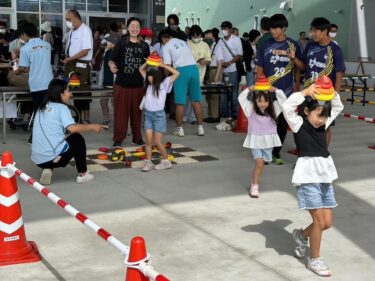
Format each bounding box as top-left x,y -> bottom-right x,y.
88,16 -> 126,33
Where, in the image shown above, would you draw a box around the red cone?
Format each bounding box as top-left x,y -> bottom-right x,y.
369,145 -> 375,150
232,106 -> 248,133
125,236 -> 149,281
0,151 -> 41,266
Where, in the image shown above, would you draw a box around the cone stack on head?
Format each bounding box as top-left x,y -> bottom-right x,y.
315,75 -> 334,102
69,73 -> 80,87
254,74 -> 271,91
146,51 -> 161,68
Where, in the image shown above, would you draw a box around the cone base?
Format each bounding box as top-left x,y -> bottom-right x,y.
0,241 -> 41,266
232,127 -> 247,133
287,148 -> 299,156
125,267 -> 150,281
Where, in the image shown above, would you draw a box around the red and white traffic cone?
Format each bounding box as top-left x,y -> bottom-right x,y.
125,236 -> 150,281
0,151 -> 41,266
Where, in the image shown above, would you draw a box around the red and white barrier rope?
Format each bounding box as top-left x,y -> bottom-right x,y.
6,164 -> 169,281
342,113 -> 375,124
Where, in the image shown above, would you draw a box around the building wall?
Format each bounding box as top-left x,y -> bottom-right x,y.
165,0 -> 354,58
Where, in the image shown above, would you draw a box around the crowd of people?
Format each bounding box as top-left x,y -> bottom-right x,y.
0,10 -> 347,277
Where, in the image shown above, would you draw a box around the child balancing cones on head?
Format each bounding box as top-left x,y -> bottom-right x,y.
138,52 -> 180,172
238,74 -> 287,198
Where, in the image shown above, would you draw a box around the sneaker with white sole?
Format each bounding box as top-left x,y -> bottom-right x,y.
249,184 -> 260,198
293,228 -> 308,258
76,171 -> 94,184
40,169 -> 52,185
173,127 -> 184,137
142,160 -> 155,172
197,125 -> 204,136
306,257 -> 332,277
155,159 -> 172,170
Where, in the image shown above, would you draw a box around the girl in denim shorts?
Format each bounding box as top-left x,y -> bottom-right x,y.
238,81 -> 286,198
139,54 -> 179,172
282,81 -> 344,277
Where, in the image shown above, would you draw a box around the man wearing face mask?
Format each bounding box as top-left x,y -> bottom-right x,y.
0,21 -> 11,61
329,23 -> 338,45
217,21 -> 243,121
203,28 -> 224,123
185,25 -> 211,124
63,9 -> 93,124
166,14 -> 187,42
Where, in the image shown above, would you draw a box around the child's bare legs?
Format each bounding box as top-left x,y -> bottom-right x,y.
252,158 -> 265,185
145,129 -> 154,160
303,208 -> 333,258
153,132 -> 168,159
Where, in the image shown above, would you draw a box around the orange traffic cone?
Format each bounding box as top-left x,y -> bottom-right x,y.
125,236 -> 149,281
0,151 -> 41,266
232,105 -> 248,133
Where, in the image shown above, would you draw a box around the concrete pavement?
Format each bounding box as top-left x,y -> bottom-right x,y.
0,92 -> 374,280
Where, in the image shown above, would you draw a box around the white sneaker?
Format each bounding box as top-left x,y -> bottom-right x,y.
142,160 -> 155,172
76,171 -> 95,184
173,127 -> 184,137
306,257 -> 332,277
40,169 -> 52,185
197,125 -> 204,136
155,159 -> 172,170
293,228 -> 308,258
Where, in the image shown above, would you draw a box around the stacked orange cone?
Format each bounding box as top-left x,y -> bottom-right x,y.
125,236 -> 150,281
0,151 -> 41,266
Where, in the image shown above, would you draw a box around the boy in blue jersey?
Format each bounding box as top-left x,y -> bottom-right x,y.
255,14 -> 303,165
302,18 -> 345,145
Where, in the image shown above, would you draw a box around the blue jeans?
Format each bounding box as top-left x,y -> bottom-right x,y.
245,71 -> 255,87
220,71 -> 239,119
296,183 -> 337,209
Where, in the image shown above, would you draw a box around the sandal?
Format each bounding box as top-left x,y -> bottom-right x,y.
110,149 -> 125,162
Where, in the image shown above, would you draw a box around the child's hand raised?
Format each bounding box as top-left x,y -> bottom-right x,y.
248,85 -> 255,91
301,83 -> 318,98
269,86 -> 277,92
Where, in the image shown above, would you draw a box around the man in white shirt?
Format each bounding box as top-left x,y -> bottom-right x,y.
204,28 -> 223,123
63,9 -> 93,123
217,21 -> 243,120
160,29 -> 204,137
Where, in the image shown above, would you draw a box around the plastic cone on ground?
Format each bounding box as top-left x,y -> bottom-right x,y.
287,148 -> 299,156
125,236 -> 149,281
232,106 -> 248,133
0,151 -> 41,266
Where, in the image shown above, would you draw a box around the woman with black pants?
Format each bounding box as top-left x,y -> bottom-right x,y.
31,79 -> 106,185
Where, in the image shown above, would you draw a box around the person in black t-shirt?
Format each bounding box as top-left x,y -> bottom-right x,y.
109,17 -> 150,147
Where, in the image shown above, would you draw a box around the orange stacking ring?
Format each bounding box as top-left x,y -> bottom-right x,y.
315,75 -> 334,101
97,154 -> 109,160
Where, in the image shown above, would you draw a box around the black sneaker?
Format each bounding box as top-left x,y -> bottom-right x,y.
132,139 -> 145,145
27,135 -> 32,144
113,141 -> 122,147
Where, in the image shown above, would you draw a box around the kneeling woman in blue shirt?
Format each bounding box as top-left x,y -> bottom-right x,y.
31,79 -> 106,185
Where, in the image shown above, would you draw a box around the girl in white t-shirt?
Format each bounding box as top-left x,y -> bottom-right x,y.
139,58 -> 179,172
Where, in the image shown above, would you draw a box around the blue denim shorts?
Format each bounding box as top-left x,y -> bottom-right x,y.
144,109 -> 167,133
251,148 -> 273,162
296,183 -> 338,209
